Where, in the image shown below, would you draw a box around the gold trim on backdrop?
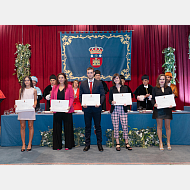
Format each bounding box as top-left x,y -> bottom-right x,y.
61,33 -> 131,80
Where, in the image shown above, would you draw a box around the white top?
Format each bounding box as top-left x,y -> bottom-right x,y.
18,87 -> 36,120
88,78 -> 94,88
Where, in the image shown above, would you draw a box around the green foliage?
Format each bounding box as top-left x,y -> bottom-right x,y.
40,127 -> 53,147
73,127 -> 85,147
40,126 -> 85,147
105,126 -> 167,148
13,43 -> 31,84
162,47 -> 176,85
40,125 -> 167,149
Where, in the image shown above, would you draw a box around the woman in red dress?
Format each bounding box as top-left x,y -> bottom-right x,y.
72,80 -> 82,110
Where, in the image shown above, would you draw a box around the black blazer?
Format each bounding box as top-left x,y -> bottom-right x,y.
109,85 -> 129,113
151,86 -> 172,106
79,79 -> 105,112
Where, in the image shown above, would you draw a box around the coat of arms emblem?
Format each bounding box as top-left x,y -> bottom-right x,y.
89,45 -> 103,68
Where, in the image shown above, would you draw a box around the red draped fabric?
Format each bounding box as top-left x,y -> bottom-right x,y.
0,25 -> 190,116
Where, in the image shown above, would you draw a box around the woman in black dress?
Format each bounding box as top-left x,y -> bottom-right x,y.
152,74 -> 173,151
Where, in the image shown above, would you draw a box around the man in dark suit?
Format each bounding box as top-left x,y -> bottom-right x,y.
79,67 -> 105,152
120,74 -> 133,110
94,70 -> 109,111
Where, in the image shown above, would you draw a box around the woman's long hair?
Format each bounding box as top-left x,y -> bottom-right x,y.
20,76 -> 33,98
72,80 -> 79,88
56,73 -> 68,90
112,73 -> 122,86
156,74 -> 168,88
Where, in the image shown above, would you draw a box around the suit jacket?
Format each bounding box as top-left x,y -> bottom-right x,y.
79,79 -> 105,112
109,85 -> 129,113
50,84 -> 74,113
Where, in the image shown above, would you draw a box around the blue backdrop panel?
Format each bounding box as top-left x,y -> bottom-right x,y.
1,112 -> 190,146
60,31 -> 132,81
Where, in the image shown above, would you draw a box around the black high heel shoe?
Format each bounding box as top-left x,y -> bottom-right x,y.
116,144 -> 121,151
27,145 -> 32,151
21,144 -> 26,152
125,143 -> 132,150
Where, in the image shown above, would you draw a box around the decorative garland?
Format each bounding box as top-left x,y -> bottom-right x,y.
162,47 -> 177,85
13,43 -> 31,83
40,126 -> 166,148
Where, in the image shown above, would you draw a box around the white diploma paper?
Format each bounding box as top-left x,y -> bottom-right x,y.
113,93 -> 132,105
15,99 -> 34,112
148,95 -> 152,100
155,94 -> 176,109
82,94 -> 100,106
51,100 -> 69,112
137,95 -> 145,101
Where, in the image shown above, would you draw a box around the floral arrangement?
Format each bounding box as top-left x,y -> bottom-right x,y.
73,127 -> 85,147
40,126 -> 85,147
13,43 -> 31,83
40,125 -> 166,149
162,47 -> 177,85
105,126 -> 167,148
40,127 -> 53,147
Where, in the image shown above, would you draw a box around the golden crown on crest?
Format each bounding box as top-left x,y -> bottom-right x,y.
89,45 -> 103,54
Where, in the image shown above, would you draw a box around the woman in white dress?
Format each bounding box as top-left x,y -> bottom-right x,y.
15,76 -> 37,152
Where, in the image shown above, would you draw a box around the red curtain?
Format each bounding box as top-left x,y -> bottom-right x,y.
0,25 -> 190,116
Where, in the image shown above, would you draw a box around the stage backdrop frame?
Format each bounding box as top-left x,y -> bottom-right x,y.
60,31 -> 132,81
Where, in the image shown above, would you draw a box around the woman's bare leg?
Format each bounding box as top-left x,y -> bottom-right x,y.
20,120 -> 26,149
156,119 -> 163,149
165,119 -> 171,149
27,120 -> 34,149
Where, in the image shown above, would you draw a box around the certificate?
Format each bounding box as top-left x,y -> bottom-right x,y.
155,94 -> 176,109
15,99 -> 34,112
113,93 -> 132,105
51,100 -> 69,112
82,94 -> 100,106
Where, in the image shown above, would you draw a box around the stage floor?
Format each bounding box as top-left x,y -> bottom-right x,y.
0,145 -> 190,165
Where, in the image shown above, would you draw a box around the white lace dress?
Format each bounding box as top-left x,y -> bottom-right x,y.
18,88 -> 36,120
